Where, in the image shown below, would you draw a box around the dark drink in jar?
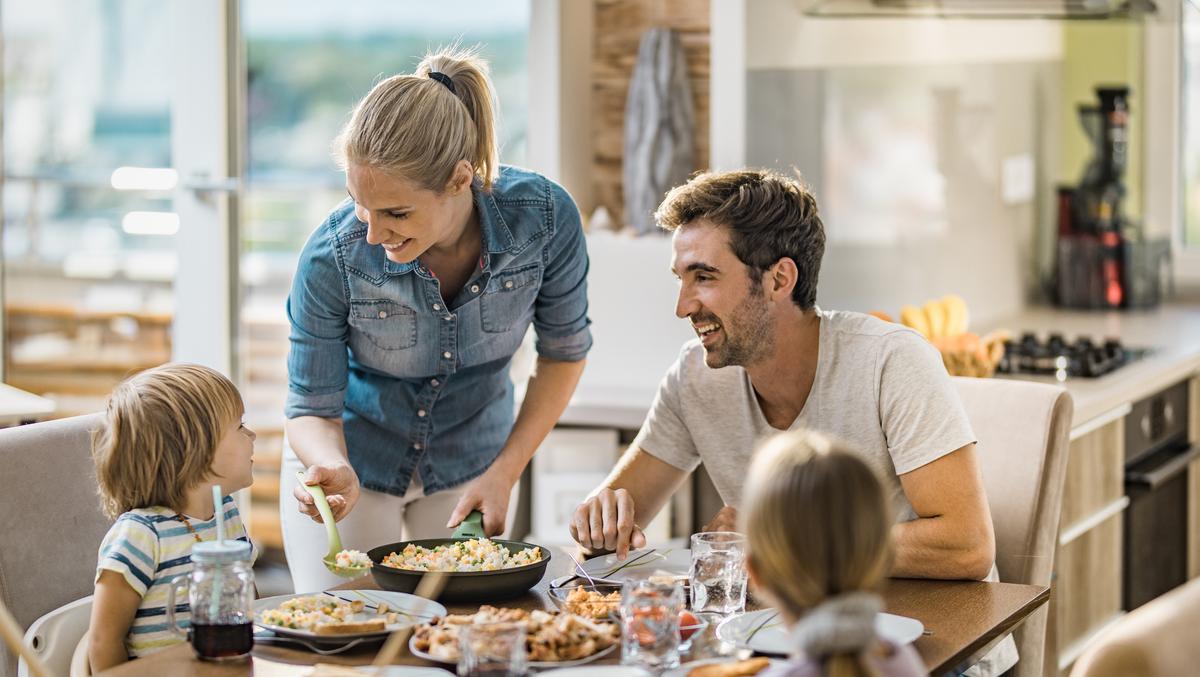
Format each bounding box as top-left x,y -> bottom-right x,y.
190,622 -> 253,660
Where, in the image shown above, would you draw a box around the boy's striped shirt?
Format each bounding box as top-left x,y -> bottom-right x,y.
96,496 -> 256,658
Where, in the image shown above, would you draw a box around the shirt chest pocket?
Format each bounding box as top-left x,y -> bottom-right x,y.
480,263 -> 540,333
348,300 -> 418,351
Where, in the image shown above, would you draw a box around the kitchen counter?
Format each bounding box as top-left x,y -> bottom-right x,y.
558,303 -> 1200,433
981,303 -> 1200,430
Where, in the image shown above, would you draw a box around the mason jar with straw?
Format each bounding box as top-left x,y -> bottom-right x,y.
166,485 -> 256,661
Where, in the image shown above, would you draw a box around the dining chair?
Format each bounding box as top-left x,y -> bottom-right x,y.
952,376 -> 1073,677
17,597 -> 91,677
0,414 -> 109,677
1069,576 -> 1200,676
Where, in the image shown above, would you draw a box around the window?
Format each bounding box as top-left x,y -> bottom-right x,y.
1184,1 -> 1200,247
3,0 -> 177,413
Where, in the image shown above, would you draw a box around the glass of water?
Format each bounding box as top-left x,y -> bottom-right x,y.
620,579 -> 684,672
458,621 -> 526,677
689,531 -> 748,618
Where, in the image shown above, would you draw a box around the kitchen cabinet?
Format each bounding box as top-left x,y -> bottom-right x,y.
1190,376 -> 1200,579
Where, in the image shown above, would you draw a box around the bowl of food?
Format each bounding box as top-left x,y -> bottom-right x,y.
547,582 -> 623,620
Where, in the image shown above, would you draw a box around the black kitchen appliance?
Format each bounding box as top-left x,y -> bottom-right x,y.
1055,86 -> 1170,310
996,332 -> 1147,380
1123,380 -> 1199,610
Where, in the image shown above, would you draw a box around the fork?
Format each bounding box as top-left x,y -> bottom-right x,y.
253,632 -> 374,655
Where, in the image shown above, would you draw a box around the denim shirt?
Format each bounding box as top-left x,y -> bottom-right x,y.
285,165 -> 592,496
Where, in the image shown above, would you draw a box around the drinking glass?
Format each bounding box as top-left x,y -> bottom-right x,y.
620,579 -> 684,671
689,532 -> 748,618
457,621 -> 526,677
166,541 -> 255,661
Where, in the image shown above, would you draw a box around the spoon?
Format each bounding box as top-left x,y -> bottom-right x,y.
295,470 -> 372,579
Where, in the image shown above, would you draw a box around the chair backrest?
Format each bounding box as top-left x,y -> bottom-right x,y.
952,376 -> 1073,677
1070,576 -> 1200,676
18,597 -> 92,677
0,414 -> 109,677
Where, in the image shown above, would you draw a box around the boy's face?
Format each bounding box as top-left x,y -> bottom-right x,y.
211,416 -> 256,493
671,220 -> 775,369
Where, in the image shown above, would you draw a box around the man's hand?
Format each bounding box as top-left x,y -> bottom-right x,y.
702,505 -> 738,533
294,462 -> 361,522
570,488 -> 646,560
447,465 -> 514,537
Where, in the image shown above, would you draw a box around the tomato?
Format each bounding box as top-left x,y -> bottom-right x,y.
678,610 -> 701,641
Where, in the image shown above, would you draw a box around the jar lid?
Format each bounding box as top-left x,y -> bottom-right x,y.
192,540 -> 252,564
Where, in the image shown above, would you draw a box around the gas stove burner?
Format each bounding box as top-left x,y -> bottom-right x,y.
998,332 -> 1147,380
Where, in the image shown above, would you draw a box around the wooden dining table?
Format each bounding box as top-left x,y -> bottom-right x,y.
96,548 -> 1048,676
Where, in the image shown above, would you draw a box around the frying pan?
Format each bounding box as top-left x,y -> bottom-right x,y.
367,510 -> 551,602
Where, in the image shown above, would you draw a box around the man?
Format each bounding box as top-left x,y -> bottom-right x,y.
571,169 -> 1015,675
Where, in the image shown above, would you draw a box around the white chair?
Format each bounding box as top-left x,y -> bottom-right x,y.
18,597 -> 91,677
1070,576 -> 1200,677
953,377 -> 1073,677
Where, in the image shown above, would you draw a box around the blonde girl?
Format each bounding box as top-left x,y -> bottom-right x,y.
741,430 -> 923,677
88,363 -> 256,672
283,45 -> 591,592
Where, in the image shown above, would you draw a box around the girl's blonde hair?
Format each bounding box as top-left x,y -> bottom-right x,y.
741,430 -> 893,677
334,45 -> 500,193
93,363 -> 243,518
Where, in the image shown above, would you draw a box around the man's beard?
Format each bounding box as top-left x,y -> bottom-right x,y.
702,283 -> 775,369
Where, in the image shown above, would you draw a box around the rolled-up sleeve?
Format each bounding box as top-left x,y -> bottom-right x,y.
533,181 -> 593,362
285,221 -> 351,419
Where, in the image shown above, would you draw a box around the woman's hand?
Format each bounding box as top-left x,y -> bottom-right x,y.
446,465 -> 515,537
294,462 -> 361,522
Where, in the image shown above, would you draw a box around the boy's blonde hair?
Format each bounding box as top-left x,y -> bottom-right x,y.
93,363 -> 243,518
741,430 -> 893,677
334,45 -> 500,193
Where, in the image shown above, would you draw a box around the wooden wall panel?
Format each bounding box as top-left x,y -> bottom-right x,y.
592,0 -> 710,229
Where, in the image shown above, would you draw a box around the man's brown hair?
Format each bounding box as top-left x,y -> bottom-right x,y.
655,169 -> 825,310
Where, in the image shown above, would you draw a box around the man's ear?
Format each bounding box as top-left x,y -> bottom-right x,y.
766,257 -> 798,302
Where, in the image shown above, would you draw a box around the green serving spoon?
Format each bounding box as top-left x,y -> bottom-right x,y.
295,470 -> 372,579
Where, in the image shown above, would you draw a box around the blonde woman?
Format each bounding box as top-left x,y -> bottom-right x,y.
283,46 -> 591,591
88,364 -> 257,672
741,430 -> 924,677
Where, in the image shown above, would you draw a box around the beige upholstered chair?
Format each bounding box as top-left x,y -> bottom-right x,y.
953,377 -> 1073,677
1070,576 -> 1200,677
0,414 -> 109,677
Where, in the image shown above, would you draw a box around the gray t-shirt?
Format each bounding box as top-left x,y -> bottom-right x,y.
633,308 -> 975,522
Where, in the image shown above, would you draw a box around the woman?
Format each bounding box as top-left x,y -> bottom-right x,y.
741,430 -> 923,677
282,47 -> 591,591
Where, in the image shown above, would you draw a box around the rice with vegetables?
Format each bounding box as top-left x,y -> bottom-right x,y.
381,538 -> 541,572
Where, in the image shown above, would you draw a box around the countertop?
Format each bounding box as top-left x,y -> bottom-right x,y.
981,303 -> 1200,429
558,303 -> 1200,433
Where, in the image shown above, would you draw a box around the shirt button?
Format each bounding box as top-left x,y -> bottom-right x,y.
443,315 -> 452,322
430,378 -> 440,387
417,409 -> 427,418
443,351 -> 452,359
433,303 -> 441,311
504,280 -> 514,289
378,310 -> 388,319
413,443 -> 423,450
470,284 -> 480,293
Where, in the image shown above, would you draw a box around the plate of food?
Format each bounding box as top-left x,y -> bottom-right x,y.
574,548 -> 691,585
663,657 -> 784,676
716,608 -> 924,655
409,605 -> 619,668
253,590 -> 446,645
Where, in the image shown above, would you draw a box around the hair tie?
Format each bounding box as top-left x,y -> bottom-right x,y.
788,591 -> 883,658
428,71 -> 456,95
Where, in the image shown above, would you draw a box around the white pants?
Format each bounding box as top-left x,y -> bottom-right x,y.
280,444 -> 520,593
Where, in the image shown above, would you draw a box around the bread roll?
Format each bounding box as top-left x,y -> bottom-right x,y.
313,619 -> 387,635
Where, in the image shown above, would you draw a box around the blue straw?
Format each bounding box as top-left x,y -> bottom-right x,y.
210,485 -> 223,620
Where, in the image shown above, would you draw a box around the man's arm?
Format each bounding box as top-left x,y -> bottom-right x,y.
892,443 -> 996,580
570,447 -> 689,559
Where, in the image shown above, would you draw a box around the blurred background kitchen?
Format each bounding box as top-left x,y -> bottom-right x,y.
3,0 -> 1200,650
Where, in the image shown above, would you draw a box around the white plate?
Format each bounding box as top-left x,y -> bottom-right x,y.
253,590 -> 447,645
577,548 -> 691,584
353,668 -> 453,676
716,608 -> 924,655
662,657 -> 786,676
408,633 -> 619,669
539,667 -> 651,676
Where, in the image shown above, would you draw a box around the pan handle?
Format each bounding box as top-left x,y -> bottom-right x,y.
452,510 -> 486,539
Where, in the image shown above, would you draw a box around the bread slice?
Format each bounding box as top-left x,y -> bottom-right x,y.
688,657 -> 772,677
313,619 -> 387,635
